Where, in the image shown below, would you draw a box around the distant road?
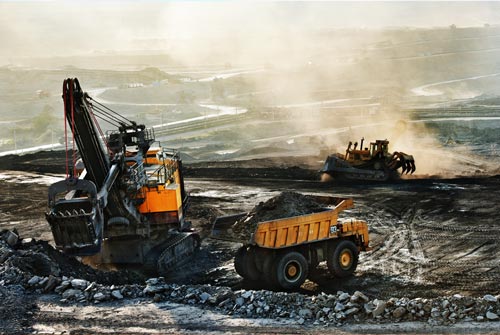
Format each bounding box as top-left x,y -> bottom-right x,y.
251,116 -> 500,144
0,143 -> 62,157
0,84 -> 247,156
196,68 -> 265,82
411,72 -> 500,96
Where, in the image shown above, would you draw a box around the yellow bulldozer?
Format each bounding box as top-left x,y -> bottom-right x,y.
321,138 -> 416,181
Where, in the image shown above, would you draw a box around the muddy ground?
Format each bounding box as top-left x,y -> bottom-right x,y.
0,151 -> 499,334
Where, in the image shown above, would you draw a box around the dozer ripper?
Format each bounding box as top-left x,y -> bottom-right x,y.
45,78 -> 199,274
320,138 -> 416,181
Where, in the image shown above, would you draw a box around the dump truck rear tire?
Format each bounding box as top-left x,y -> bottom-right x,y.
275,251 -> 308,290
234,246 -> 260,281
327,240 -> 359,277
262,254 -> 279,288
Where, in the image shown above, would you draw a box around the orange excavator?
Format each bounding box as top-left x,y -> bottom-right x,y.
320,138 -> 416,181
45,78 -> 199,273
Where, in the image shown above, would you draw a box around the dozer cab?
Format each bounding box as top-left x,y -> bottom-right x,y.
321,138 -> 416,181
45,78 -> 199,274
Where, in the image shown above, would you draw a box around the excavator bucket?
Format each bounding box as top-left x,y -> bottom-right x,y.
45,179 -> 104,255
211,213 -> 247,242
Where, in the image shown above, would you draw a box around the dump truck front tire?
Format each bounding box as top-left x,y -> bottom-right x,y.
275,251 -> 308,290
327,240 -> 359,277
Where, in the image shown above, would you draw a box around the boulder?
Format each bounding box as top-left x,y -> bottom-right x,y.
199,292 -> 211,303
93,292 -> 107,301
62,289 -> 82,300
486,311 -> 499,321
338,292 -> 350,301
372,300 -> 387,318
351,291 -> 369,303
43,275 -> 60,292
70,279 -> 88,290
27,275 -> 41,286
334,303 -> 345,312
298,309 -> 312,319
483,295 -> 498,303
4,230 -> 19,247
111,290 -> 123,300
393,306 -> 407,318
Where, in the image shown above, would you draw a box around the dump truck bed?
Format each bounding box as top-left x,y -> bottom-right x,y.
212,196 -> 368,249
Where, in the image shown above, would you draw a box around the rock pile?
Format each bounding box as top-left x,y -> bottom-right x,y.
231,192 -> 326,240
2,230 -> 499,326
137,279 -> 500,325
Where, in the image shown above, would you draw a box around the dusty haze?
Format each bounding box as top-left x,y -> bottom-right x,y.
1,1 -> 500,176
2,2 -> 499,61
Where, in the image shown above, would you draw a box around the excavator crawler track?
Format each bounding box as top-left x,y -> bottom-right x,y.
156,233 -> 201,275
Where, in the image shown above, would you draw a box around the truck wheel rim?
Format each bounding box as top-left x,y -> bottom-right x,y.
339,250 -> 352,269
284,261 -> 300,281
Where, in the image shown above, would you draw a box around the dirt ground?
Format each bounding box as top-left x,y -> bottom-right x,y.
0,152 -> 499,334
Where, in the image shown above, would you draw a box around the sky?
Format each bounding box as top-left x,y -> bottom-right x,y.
1,1 -> 500,59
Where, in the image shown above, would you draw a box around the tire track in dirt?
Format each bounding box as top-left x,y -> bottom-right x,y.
356,190 -> 428,286
413,219 -> 500,294
354,183 -> 500,296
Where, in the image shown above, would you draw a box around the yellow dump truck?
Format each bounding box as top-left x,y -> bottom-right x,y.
212,196 -> 370,290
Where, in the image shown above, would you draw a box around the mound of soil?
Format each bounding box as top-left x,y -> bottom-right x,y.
0,230 -> 144,287
231,191 -> 326,240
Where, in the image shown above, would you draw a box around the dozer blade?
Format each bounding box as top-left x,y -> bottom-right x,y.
45,179 -> 104,255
